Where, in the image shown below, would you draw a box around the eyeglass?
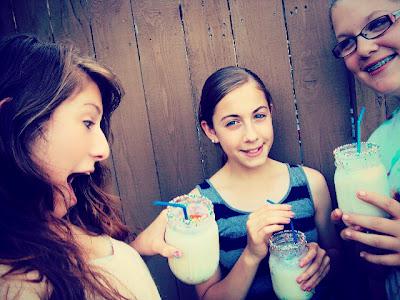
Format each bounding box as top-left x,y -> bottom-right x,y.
332,8 -> 400,58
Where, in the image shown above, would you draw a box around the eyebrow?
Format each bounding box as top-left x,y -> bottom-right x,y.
336,10 -> 390,39
84,103 -> 102,115
219,105 -> 269,122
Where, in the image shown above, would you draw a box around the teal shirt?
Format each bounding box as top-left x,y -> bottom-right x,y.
368,107 -> 400,200
367,106 -> 400,300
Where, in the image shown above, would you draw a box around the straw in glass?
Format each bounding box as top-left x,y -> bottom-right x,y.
153,200 -> 189,220
357,106 -> 366,154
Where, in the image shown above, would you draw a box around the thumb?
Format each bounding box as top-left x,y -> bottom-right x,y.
158,242 -> 182,258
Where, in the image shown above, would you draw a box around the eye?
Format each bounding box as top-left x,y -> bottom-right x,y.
254,113 -> 267,119
366,16 -> 390,33
83,120 -> 95,129
225,120 -> 239,127
338,38 -> 355,52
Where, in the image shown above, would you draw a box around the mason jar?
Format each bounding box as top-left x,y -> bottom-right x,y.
165,194 -> 219,284
269,230 -> 314,300
333,142 -> 389,217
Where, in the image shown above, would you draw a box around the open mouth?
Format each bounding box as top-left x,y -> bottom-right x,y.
365,54 -> 397,73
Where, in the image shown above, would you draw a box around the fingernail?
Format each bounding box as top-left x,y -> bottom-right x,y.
343,214 -> 349,221
358,191 -> 366,196
360,251 -> 365,258
345,230 -> 351,237
174,251 -> 182,258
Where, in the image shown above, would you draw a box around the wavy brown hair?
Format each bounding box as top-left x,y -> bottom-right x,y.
0,34 -> 131,299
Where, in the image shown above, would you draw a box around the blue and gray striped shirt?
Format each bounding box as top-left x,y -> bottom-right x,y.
196,164 -> 319,299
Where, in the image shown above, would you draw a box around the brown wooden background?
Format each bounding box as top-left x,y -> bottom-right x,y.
1,0 -> 397,299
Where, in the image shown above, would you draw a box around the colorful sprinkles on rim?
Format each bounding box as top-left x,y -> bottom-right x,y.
167,194 -> 214,227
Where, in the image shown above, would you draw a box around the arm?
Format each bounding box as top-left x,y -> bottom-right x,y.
299,167 -> 341,290
338,191 -> 400,266
194,187 -> 294,300
130,210 -> 181,258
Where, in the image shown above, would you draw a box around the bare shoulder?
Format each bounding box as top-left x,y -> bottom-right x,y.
301,166 -> 328,189
0,265 -> 48,299
301,166 -> 331,210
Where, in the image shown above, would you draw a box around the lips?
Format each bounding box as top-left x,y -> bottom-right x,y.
241,145 -> 264,157
364,54 -> 397,73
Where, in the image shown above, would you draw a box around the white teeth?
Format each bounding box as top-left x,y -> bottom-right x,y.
367,54 -> 396,72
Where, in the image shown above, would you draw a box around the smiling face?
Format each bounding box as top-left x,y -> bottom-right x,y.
30,73 -> 110,218
331,0 -> 400,96
201,81 -> 273,170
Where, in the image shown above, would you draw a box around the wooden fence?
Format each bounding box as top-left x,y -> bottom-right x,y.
1,0 -> 397,299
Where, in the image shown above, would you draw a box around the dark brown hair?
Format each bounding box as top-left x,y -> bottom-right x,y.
198,66 -> 273,129
0,34 -> 129,299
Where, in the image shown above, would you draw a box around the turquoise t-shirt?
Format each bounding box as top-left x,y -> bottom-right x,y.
367,106 -> 400,300
368,107 -> 400,200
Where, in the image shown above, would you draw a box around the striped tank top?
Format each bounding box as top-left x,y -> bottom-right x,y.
196,164 -> 319,299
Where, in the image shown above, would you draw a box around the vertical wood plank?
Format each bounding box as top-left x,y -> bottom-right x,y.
12,0 -> 53,41
180,0 -> 237,178
88,0 -> 161,233
229,0 -> 302,164
131,0 -> 203,201
283,0 -> 352,193
0,0 -> 16,36
48,0 -> 94,56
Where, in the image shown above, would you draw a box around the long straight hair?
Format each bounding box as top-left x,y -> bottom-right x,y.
0,35 -> 130,299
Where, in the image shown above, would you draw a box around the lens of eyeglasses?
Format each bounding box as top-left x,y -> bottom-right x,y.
332,38 -> 356,58
362,15 -> 391,38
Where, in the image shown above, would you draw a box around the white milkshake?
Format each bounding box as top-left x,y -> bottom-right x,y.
165,194 -> 219,284
269,230 -> 313,300
334,142 -> 390,217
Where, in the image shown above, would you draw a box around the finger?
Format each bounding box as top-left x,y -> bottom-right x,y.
360,252 -> 400,266
357,191 -> 400,218
251,208 -> 294,221
158,242 -> 183,258
247,215 -> 291,233
264,203 -> 293,211
343,214 -> 400,237
248,224 -> 284,245
298,248 -> 325,283
299,243 -> 317,267
331,208 -> 343,223
341,228 -> 400,251
303,262 -> 330,290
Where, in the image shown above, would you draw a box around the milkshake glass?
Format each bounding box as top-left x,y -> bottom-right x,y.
333,142 -> 389,217
165,194 -> 219,284
269,230 -> 313,300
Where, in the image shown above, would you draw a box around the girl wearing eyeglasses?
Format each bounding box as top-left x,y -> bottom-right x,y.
330,1 -> 400,299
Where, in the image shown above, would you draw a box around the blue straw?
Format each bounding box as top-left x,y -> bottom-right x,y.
357,106 -> 366,154
266,199 -> 298,243
153,200 -> 189,220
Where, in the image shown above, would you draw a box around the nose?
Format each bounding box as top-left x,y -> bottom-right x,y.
91,128 -> 110,162
243,122 -> 258,143
356,36 -> 378,57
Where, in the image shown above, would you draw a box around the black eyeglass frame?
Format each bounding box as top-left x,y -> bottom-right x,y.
332,8 -> 400,58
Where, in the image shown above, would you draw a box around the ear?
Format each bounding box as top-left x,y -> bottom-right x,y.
200,120 -> 219,144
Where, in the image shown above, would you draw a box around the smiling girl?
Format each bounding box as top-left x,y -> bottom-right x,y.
330,1 -> 400,299
190,66 -> 340,300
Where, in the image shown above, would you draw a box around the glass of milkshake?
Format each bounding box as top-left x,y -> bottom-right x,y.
165,194 -> 219,284
333,142 -> 389,217
269,230 -> 314,300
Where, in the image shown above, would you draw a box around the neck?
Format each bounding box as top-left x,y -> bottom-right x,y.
222,157 -> 277,181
